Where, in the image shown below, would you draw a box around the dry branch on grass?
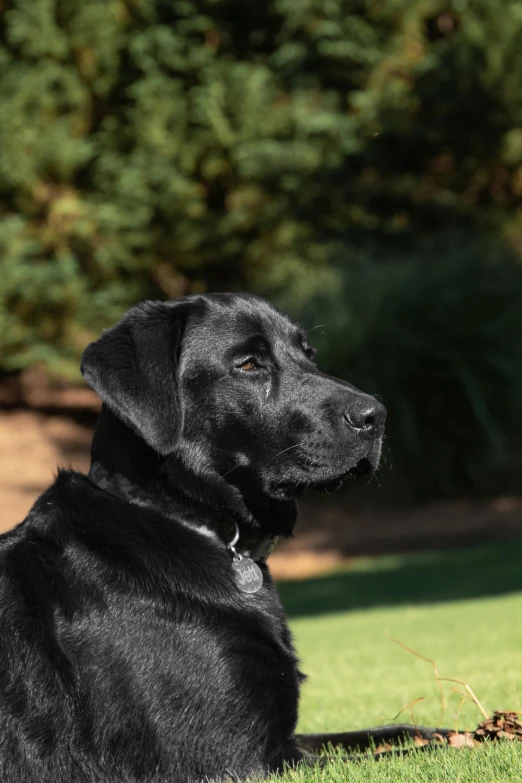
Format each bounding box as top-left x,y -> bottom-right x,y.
383,631 -> 521,751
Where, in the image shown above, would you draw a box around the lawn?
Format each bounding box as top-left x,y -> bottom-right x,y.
273,537 -> 522,782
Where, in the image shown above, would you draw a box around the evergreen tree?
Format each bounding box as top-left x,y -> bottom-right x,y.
2,0 -> 522,376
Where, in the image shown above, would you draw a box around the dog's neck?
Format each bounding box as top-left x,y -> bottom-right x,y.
88,406 -> 294,558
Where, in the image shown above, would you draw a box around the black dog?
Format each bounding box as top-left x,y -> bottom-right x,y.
0,294 -> 449,782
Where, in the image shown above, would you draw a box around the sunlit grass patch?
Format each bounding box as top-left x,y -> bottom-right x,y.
275,539 -> 522,781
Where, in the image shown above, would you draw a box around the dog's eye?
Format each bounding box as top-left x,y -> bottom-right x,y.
239,360 -> 257,371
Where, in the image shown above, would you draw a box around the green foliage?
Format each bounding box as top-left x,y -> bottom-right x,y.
1,0 -> 522,493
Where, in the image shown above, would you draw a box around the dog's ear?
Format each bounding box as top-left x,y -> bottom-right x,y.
81,299 -> 195,455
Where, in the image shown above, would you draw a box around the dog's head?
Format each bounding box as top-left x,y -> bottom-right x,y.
82,294 -> 385,521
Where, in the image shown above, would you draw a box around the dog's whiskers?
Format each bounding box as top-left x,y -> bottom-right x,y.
272,441 -> 304,461
220,462 -> 243,479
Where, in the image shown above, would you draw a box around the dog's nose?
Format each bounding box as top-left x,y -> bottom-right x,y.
344,397 -> 386,438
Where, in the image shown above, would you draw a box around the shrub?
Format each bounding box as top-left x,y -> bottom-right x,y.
293,233 -> 522,499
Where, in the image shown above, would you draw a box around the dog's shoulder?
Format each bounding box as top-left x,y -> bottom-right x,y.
0,469 -> 267,613
0,469 -> 295,653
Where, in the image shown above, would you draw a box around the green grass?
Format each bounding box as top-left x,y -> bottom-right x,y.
272,537 -> 522,782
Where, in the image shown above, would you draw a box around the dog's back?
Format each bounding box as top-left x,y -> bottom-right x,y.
0,470 -> 301,782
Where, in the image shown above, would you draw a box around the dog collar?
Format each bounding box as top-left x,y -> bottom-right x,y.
87,461 -> 278,563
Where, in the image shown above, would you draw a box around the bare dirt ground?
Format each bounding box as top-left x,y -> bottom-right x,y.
1,391 -> 522,580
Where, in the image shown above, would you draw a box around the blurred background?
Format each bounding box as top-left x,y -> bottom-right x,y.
2,0 -> 522,578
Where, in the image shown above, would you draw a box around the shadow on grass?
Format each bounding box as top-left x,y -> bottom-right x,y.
277,537 -> 522,618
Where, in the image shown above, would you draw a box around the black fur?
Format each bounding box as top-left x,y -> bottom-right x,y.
0,293 -> 385,782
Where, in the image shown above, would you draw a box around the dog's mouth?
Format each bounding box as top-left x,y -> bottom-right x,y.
308,456 -> 374,493
273,456 -> 375,499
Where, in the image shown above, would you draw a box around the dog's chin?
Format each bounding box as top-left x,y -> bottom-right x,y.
307,456 -> 375,494
269,455 -> 377,500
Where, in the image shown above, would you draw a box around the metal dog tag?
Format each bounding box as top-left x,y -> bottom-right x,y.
232,556 -> 263,594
